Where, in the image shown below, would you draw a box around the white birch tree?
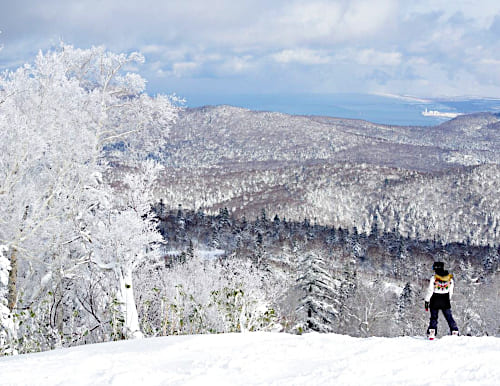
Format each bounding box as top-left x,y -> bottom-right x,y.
87,161 -> 165,338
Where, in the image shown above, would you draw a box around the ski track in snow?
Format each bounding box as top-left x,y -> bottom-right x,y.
1,332 -> 499,385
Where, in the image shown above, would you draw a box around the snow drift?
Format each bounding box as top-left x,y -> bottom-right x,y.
1,332 -> 499,385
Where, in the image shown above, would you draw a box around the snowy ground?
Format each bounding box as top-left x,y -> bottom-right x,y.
1,332 -> 499,385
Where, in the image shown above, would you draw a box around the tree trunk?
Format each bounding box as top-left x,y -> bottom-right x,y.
118,266 -> 143,339
7,249 -> 17,311
8,206 -> 28,312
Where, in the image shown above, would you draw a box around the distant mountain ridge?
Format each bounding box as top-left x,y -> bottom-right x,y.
149,106 -> 500,247
164,106 -> 500,172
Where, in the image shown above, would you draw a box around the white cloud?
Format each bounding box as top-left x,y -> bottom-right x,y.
337,0 -> 400,39
271,49 -> 332,65
479,58 -> 500,65
272,0 -> 399,45
278,1 -> 344,37
332,49 -> 402,66
406,56 -> 429,66
405,1 -> 500,28
355,49 -> 402,66
220,56 -> 255,74
172,61 -> 199,77
140,44 -> 165,55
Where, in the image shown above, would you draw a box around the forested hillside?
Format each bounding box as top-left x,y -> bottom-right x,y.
153,106 -> 500,247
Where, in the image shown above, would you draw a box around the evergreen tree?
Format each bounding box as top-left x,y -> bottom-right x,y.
395,282 -> 413,336
296,252 -> 339,333
218,207 -> 231,228
336,260 -> 358,332
273,214 -> 281,227
393,236 -> 408,278
482,245 -> 498,273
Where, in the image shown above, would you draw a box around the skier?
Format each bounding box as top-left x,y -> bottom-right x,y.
424,261 -> 459,339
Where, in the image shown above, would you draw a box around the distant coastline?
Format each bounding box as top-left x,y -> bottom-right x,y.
421,108 -> 462,118
183,93 -> 500,126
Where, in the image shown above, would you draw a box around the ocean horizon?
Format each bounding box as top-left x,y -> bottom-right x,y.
183,93 -> 500,127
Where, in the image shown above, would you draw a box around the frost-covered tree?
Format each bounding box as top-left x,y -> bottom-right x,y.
335,260 -> 358,332
296,252 -> 339,333
88,161 -> 165,339
395,282 -> 414,336
0,245 -> 15,354
454,261 -> 487,336
0,44 -> 178,351
344,275 -> 394,337
135,252 -> 278,336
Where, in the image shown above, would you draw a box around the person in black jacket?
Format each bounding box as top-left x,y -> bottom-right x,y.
424,261 -> 459,338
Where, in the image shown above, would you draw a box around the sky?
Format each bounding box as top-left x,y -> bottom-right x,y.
1,0 -> 500,103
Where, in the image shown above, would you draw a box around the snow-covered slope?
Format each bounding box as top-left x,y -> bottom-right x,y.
1,332 -> 499,385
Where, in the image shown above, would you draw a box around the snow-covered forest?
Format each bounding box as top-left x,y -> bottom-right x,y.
1,45 -> 499,357
158,162 -> 500,247
157,106 -> 500,247
141,206 -> 499,338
